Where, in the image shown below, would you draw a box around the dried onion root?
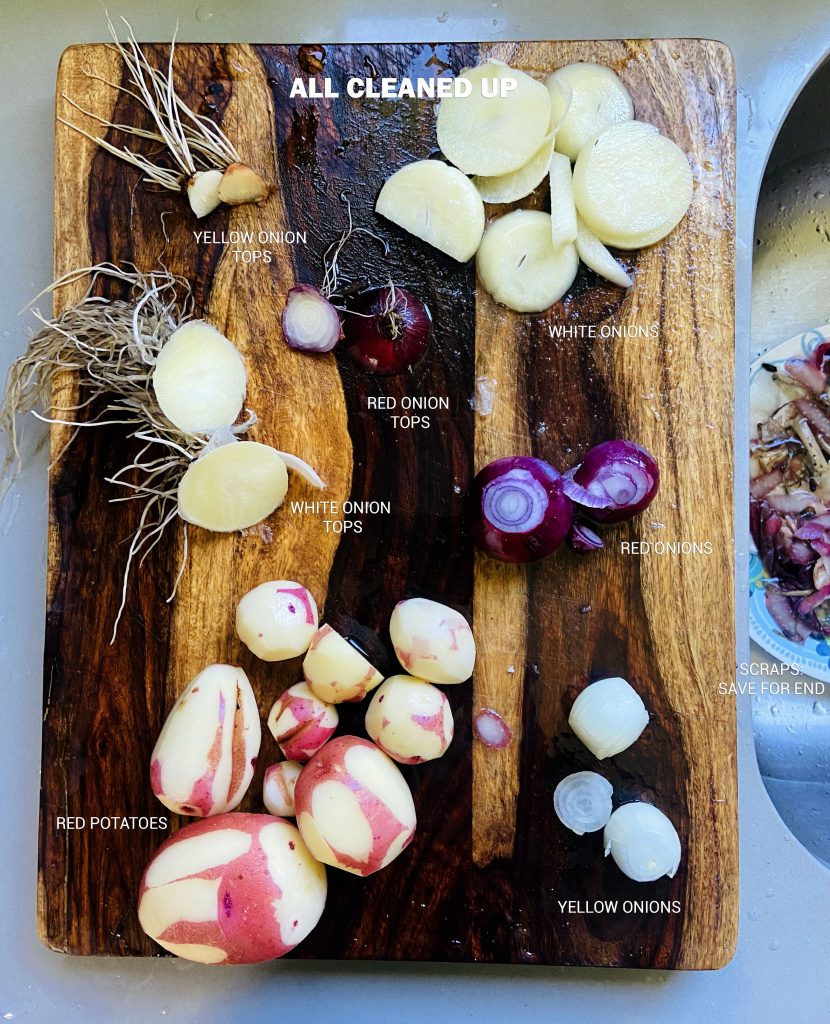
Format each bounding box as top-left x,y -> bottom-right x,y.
59,14 -> 270,218
0,263 -> 322,641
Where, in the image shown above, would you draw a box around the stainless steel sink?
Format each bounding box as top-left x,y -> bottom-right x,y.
752,56 -> 830,869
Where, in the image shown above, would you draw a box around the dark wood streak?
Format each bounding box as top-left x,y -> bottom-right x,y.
262,42 -> 478,961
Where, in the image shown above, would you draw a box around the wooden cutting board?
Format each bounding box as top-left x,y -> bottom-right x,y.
39,38 -> 736,968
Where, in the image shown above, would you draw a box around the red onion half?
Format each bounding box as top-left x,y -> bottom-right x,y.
568,440 -> 659,524
282,284 -> 342,352
341,286 -> 432,375
467,456 -> 573,563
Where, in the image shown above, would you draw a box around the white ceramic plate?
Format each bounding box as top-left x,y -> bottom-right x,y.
749,324 -> 830,682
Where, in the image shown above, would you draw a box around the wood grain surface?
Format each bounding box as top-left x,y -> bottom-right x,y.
39,38 -> 736,968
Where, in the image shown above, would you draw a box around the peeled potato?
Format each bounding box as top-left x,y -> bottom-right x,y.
549,152 -> 578,249
178,441 -> 288,532
437,60 -> 551,176
576,215 -> 632,288
473,134 -> 555,205
477,210 -> 578,313
152,321 -> 247,434
546,63 -> 634,161
572,121 -> 693,249
376,160 -> 485,262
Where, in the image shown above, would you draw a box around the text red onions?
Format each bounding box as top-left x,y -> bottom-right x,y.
569,440 -> 659,523
282,284 -> 342,352
467,456 -> 573,563
341,286 -> 432,375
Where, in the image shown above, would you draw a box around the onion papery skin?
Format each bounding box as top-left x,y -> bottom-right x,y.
282,284 -> 342,353
467,456 -> 573,563
341,286 -> 432,376
571,440 -> 659,524
569,522 -> 604,553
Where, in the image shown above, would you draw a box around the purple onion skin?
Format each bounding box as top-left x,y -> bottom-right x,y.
341,286 -> 432,375
572,440 -> 660,524
281,284 -> 343,353
467,456 -> 573,563
569,522 -> 604,553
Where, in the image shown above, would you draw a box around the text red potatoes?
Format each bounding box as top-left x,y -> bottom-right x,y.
150,665 -> 260,817
295,736 -> 417,876
138,813 -> 327,964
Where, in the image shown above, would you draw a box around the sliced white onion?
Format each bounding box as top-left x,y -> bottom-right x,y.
553,771 -> 613,835
152,320 -> 247,434
177,441 -> 288,532
603,802 -> 681,882
274,450 -> 326,490
568,676 -> 649,759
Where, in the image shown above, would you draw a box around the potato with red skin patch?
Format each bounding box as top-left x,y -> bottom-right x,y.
303,625 -> 383,703
236,580 -> 318,662
138,812 -> 326,964
295,736 -> 416,876
365,674 -> 454,764
267,682 -> 338,762
150,665 -> 260,817
263,761 -> 302,817
389,598 -> 476,684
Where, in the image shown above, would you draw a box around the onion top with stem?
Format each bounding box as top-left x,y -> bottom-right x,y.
59,14 -> 269,216
341,283 -> 433,375
281,192 -> 393,357
0,262 -> 322,641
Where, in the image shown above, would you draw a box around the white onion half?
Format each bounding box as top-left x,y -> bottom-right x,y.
553,771 -> 613,834
603,802 -> 681,882
152,321 -> 247,434
568,676 -> 649,759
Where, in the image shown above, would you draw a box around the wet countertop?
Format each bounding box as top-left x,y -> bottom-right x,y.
1,1 -> 830,1021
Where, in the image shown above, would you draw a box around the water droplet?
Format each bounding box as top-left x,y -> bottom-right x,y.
195,5 -> 214,21
770,704 -> 780,717
747,906 -> 761,921
765,887 -> 775,898
812,700 -> 829,715
437,9 -> 450,22
769,938 -> 781,951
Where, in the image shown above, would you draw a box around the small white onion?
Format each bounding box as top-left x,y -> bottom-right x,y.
553,771 -> 613,835
567,676 -> 649,759
603,802 -> 681,882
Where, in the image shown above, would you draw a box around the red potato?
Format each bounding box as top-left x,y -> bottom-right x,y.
303,624 -> 383,703
295,736 -> 416,876
365,674 -> 454,764
150,665 -> 260,817
236,580 -> 319,662
263,761 -> 302,817
267,682 -> 338,762
138,812 -> 327,964
389,598 -> 476,685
